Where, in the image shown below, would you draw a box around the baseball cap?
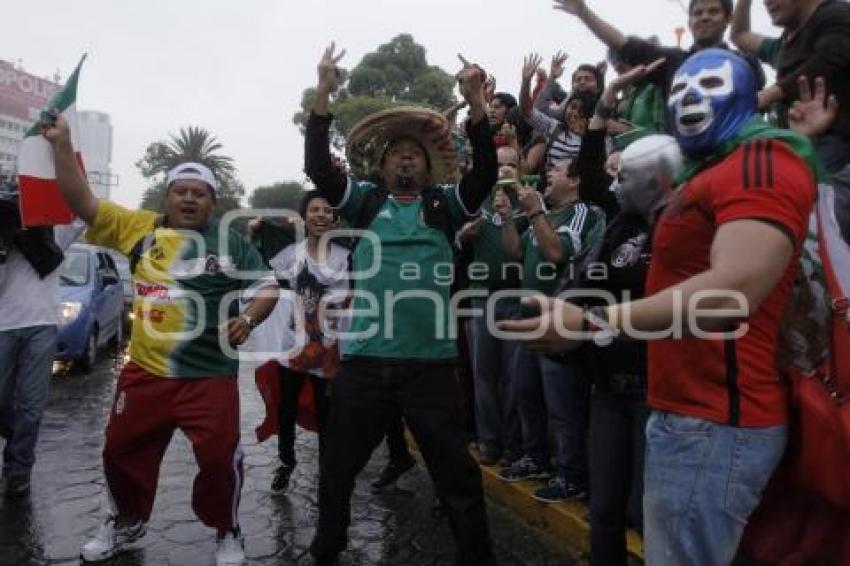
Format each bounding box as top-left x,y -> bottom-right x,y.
166,162 -> 218,194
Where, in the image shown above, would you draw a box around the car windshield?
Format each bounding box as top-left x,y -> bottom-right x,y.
59,250 -> 89,287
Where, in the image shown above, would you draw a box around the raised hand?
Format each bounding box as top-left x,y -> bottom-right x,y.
517,185 -> 544,215
788,75 -> 839,138
522,53 -> 543,84
610,57 -> 665,92
317,42 -> 346,92
553,0 -> 586,17
456,54 -> 487,109
485,75 -> 497,101
550,51 -> 569,80
39,112 -> 71,146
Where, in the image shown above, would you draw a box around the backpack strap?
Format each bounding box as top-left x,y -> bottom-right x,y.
353,187 -> 390,231
420,187 -> 456,245
128,215 -> 166,275
352,185 -> 457,246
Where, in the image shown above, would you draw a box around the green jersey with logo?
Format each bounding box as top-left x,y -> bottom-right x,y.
338,180 -> 471,360
521,201 -> 604,296
86,201 -> 273,378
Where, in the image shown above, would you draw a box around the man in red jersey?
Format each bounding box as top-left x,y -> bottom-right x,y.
500,48 -> 819,565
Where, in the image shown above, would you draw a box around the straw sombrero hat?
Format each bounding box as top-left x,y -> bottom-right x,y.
347,106 -> 460,184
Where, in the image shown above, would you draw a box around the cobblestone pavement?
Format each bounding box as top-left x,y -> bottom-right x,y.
0,346 -> 575,566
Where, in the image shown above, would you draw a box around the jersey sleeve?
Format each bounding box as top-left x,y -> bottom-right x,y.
84,200 -> 158,255
232,231 -> 276,291
712,140 -> 816,246
555,203 -> 603,259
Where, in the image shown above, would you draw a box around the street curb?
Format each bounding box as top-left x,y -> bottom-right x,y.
476,459 -> 644,562
406,434 -> 644,562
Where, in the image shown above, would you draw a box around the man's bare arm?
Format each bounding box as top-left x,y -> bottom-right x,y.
554,0 -> 627,51
731,0 -> 767,56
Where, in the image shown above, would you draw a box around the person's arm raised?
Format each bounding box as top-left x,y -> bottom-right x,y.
305,43 -> 348,206
457,55 -> 498,214
520,54 -> 543,119
41,114 -> 98,224
731,0 -> 768,57
553,0 -> 626,51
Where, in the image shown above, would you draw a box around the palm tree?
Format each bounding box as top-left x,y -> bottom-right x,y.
136,126 -> 236,185
136,126 -> 244,214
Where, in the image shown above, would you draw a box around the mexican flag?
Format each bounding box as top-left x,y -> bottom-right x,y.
17,55 -> 87,227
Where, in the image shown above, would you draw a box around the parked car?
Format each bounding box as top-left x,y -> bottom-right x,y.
108,251 -> 133,328
56,243 -> 124,371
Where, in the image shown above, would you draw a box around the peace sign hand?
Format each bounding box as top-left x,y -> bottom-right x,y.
317,42 -> 346,92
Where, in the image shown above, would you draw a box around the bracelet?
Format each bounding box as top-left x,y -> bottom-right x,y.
240,313 -> 258,330
528,210 -> 546,221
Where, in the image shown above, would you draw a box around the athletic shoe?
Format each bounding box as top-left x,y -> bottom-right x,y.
371,456 -> 416,490
532,476 -> 587,503
80,516 -> 146,562
498,455 -> 551,482
271,464 -> 295,494
215,527 -> 245,566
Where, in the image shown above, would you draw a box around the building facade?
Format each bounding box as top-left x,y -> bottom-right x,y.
0,58 -> 115,199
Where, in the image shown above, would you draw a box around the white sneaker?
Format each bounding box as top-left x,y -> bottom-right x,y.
80,516 -> 146,562
216,528 -> 245,566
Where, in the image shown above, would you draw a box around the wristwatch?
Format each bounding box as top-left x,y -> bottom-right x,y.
583,305 -> 618,347
240,313 -> 258,330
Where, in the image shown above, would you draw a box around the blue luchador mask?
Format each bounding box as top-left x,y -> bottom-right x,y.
667,49 -> 757,157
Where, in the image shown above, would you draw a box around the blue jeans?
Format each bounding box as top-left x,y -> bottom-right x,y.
513,345 -> 588,482
0,325 -> 57,477
643,411 -> 787,566
469,297 -> 521,455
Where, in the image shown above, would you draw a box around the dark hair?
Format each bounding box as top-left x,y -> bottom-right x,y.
688,0 -> 733,17
571,64 -> 604,93
564,91 -> 599,121
298,192 -> 336,220
492,92 -> 518,109
379,136 -> 432,172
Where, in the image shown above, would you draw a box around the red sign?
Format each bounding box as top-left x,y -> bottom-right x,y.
0,59 -> 60,123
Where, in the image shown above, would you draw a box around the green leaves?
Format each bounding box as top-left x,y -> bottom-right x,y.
293,34 -> 457,150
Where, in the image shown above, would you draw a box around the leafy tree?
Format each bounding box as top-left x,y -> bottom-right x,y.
292,34 -> 456,149
136,126 -> 244,215
248,182 -> 307,213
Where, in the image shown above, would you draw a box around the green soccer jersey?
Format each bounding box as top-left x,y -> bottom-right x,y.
86,201 -> 273,378
469,200 -> 527,292
338,180 -> 472,360
521,201 -> 604,296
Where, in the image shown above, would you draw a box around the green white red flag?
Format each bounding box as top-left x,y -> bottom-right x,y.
17,54 -> 87,227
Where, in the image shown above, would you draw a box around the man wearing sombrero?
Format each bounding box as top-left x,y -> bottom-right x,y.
304,43 -> 497,564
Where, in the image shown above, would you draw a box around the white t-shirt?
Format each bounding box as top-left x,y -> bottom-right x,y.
0,221 -> 85,332
252,240 -> 350,377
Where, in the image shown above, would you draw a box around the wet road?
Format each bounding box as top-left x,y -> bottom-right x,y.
0,345 -> 575,565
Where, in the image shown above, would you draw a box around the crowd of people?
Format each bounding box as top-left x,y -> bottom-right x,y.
2,0 -> 850,565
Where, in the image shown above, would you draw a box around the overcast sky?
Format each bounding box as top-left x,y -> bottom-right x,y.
4,0 -> 777,208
